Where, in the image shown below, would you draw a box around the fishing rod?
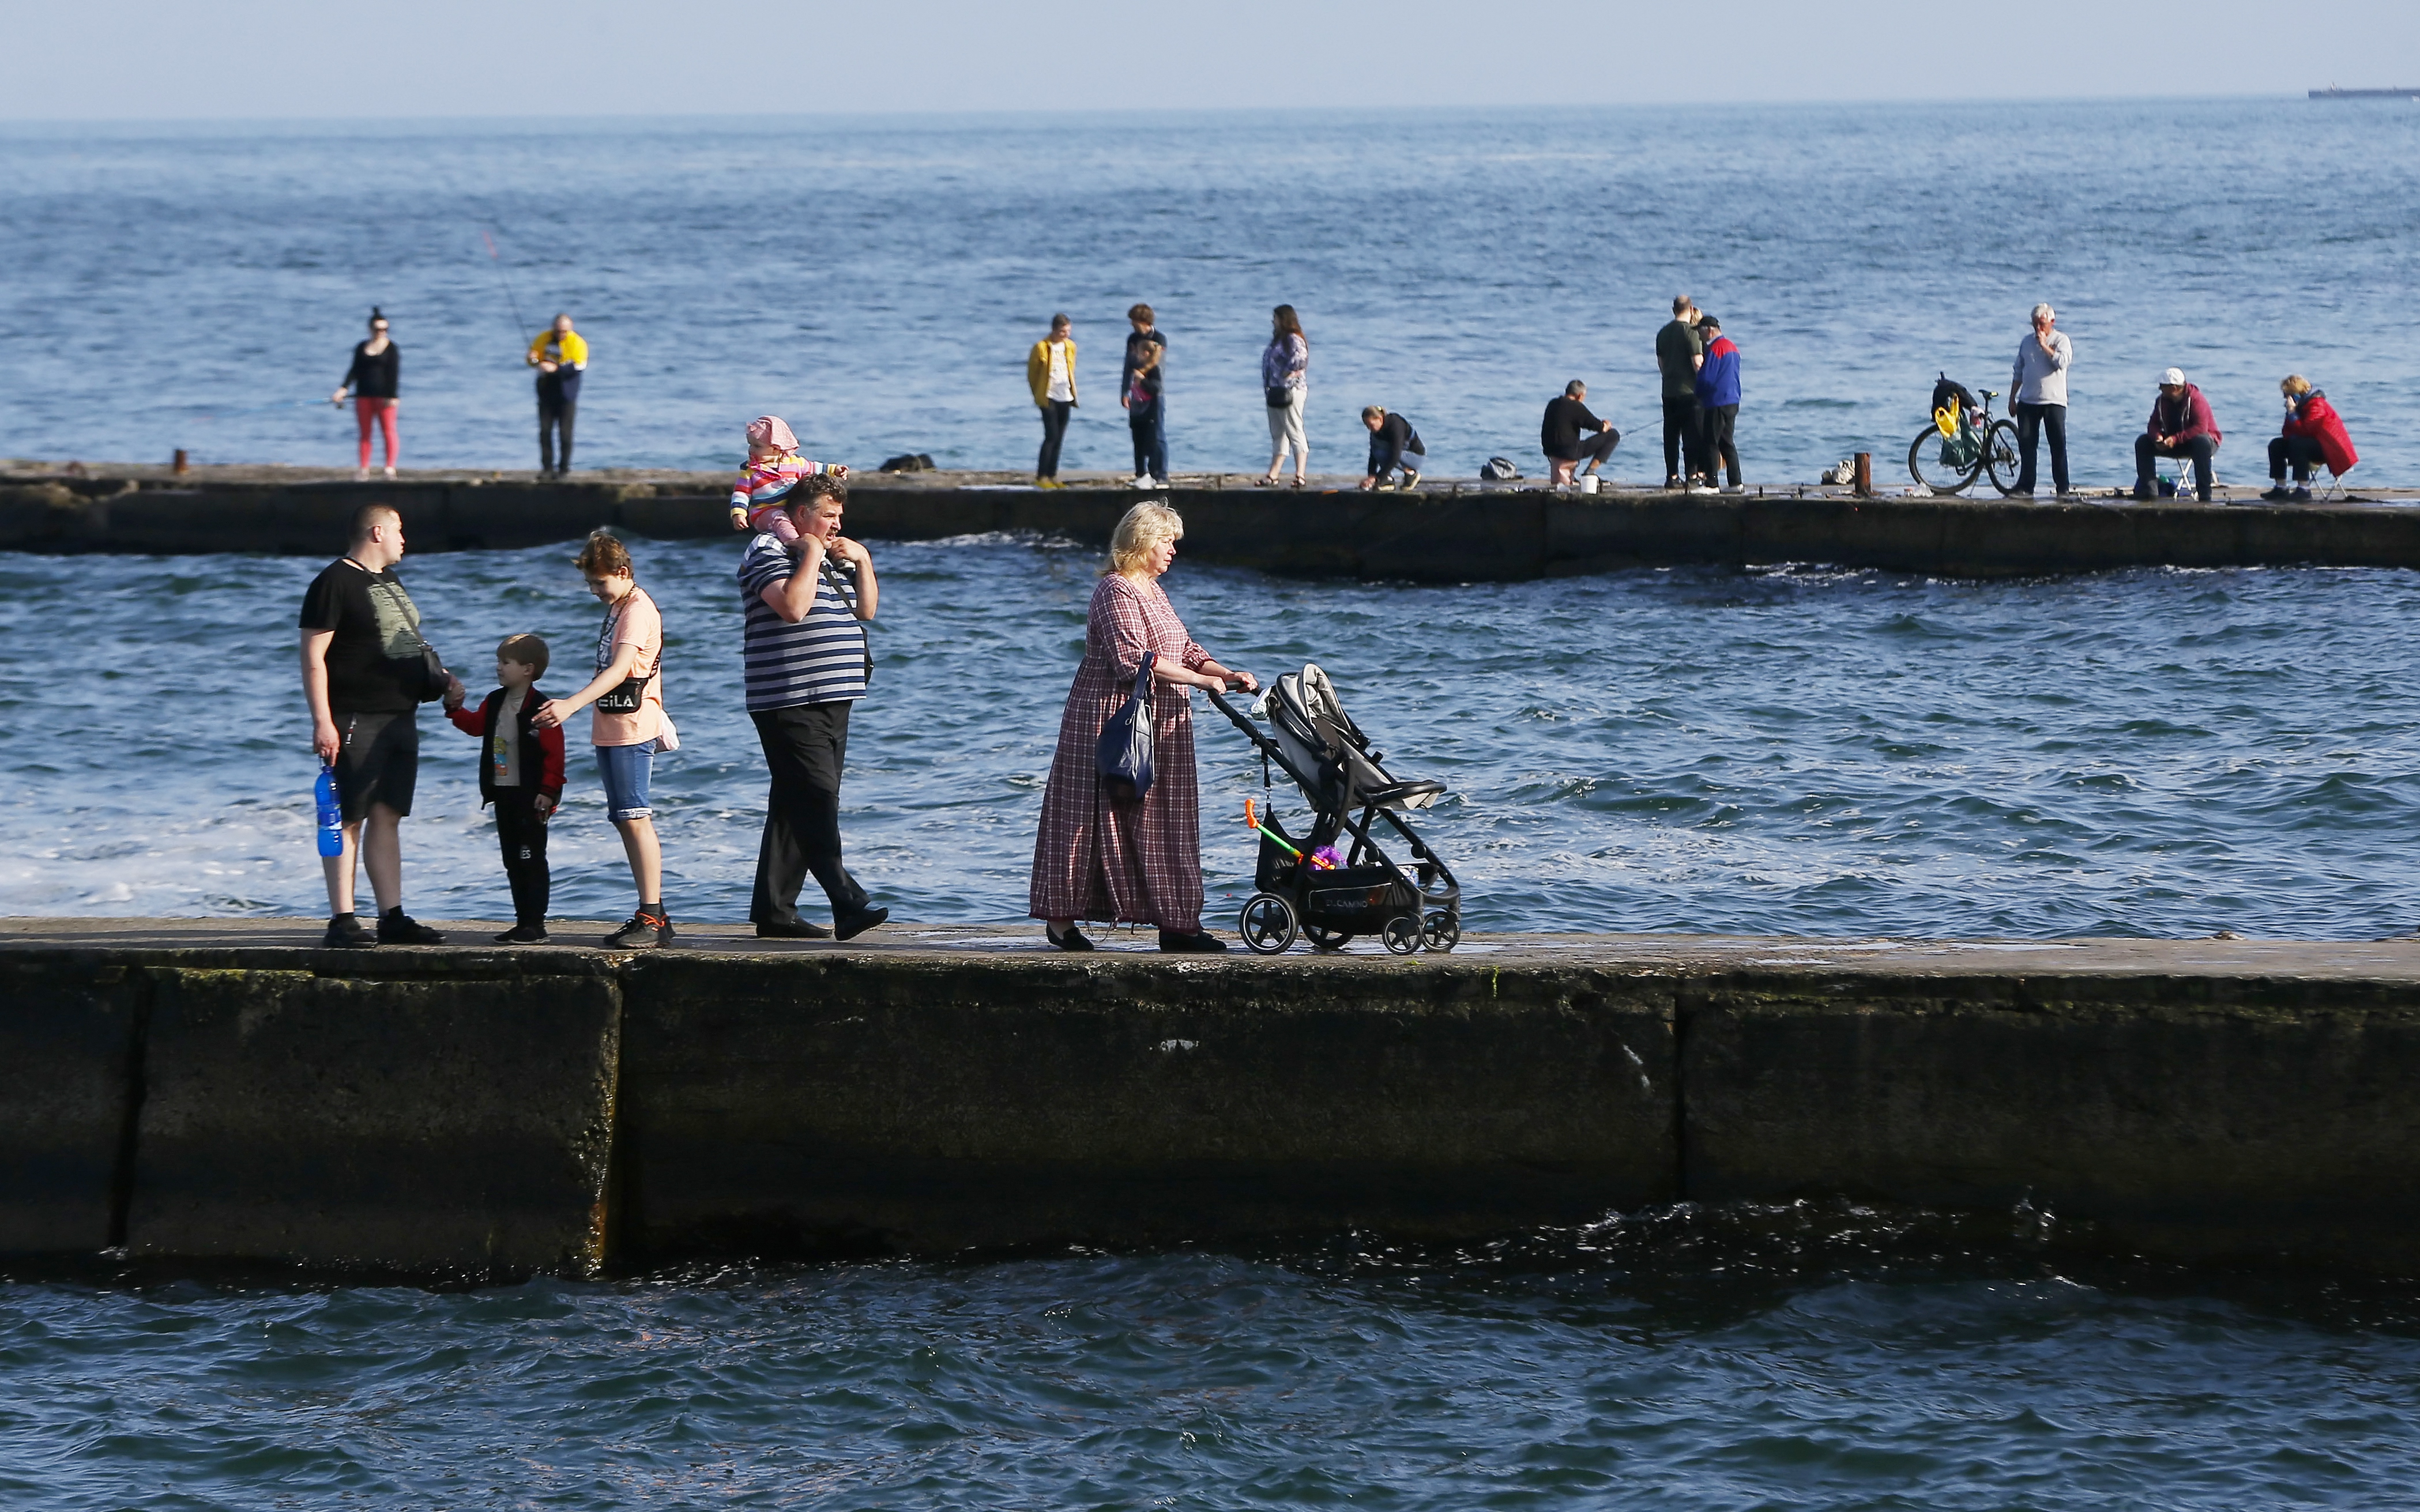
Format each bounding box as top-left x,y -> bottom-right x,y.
480,226 -> 533,348
176,398 -> 344,423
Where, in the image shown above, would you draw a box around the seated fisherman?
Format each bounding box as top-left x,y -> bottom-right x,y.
2132,367 -> 2222,503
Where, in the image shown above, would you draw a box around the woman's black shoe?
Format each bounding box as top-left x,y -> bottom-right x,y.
1047,923 -> 1094,952
1158,930 -> 1229,953
755,919 -> 832,939
492,923 -> 550,944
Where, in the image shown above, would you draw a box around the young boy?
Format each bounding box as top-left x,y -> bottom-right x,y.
443,634 -> 565,942
728,414 -> 849,542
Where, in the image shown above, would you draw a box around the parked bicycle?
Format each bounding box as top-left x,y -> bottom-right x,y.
1907,384 -> 2022,496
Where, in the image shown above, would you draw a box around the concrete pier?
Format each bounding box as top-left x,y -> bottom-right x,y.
7,918 -> 2420,1277
4,462 -> 2417,579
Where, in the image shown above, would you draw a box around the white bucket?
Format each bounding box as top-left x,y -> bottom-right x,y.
1579,475 -> 1599,495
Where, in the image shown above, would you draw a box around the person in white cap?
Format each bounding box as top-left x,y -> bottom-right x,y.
2009,302 -> 2072,498
2132,367 -> 2223,503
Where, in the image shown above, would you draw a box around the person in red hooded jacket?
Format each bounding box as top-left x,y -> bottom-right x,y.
2265,375 -> 2358,502
2132,367 -> 2222,502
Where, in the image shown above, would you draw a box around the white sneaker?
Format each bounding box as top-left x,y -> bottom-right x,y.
1686,481 -> 1718,495
1720,483 -> 1746,495
1132,474 -> 1158,489
382,465 -> 396,479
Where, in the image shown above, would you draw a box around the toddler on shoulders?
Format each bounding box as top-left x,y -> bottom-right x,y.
729,415 -> 849,542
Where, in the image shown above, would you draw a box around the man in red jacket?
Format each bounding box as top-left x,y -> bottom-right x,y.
2265,375 -> 2358,502
2132,367 -> 2222,503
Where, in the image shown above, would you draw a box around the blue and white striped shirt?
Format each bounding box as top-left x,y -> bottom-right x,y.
737,534 -> 867,711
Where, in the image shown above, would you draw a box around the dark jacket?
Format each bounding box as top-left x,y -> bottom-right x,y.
2282,390 -> 2357,476
446,686 -> 567,806
1367,412 -> 1425,475
2147,384 -> 2221,447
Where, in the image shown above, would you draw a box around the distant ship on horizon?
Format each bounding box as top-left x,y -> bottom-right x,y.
2309,86 -> 2419,99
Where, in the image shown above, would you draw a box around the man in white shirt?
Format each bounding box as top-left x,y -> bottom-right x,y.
2009,303 -> 2073,498
1027,314 -> 1078,488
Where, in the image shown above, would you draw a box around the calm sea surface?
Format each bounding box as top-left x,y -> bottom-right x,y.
7,104 -> 2420,1506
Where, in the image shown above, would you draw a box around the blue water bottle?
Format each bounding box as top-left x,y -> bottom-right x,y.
314,762 -> 345,857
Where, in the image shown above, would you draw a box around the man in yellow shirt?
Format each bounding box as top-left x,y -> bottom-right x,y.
1026,314 -> 1077,487
527,313 -> 589,477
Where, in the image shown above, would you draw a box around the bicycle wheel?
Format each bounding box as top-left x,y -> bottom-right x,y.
1907,429 -> 1981,495
1982,421 -> 2026,496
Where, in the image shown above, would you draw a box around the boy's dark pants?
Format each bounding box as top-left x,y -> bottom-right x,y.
493,787 -> 551,926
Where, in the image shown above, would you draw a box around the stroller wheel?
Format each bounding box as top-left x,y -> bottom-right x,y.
1239,892 -> 1299,955
1303,923 -> 1352,952
1422,911 -> 1460,953
1381,915 -> 1422,956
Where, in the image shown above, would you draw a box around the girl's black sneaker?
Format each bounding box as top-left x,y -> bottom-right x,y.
604,910 -> 673,949
323,913 -> 375,948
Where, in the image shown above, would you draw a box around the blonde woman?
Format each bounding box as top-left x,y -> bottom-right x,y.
1029,502 -> 1258,952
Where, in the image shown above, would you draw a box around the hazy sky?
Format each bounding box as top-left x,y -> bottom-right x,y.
4,0 -> 2417,119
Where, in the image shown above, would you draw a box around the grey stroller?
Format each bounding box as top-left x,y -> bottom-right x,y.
1207,664 -> 1462,954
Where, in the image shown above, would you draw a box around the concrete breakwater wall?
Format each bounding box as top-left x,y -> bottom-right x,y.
7,922 -> 2420,1277
5,467 -> 2420,579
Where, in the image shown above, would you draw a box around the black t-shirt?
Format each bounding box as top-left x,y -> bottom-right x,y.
299,558 -> 425,714
1541,396 -> 1605,458
1123,330 -> 1166,401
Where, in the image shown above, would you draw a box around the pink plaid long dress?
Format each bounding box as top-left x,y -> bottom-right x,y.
1029,572 -> 1215,930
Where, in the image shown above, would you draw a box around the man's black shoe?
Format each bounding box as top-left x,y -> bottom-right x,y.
2292,487 -> 2313,503
2261,485 -> 2293,502
2134,482 -> 2155,502
377,908 -> 445,945
834,906 -> 890,942
493,923 -> 550,944
325,913 -> 376,948
756,918 -> 832,939
1158,930 -> 1229,953
604,910 -> 673,949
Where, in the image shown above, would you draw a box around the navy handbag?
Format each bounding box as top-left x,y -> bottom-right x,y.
1096,654 -> 1156,802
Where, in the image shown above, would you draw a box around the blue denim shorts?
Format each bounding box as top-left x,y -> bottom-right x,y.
596,739 -> 658,822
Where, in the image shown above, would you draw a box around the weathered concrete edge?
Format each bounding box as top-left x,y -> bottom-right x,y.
8,476 -> 2420,580
9,945 -> 2420,1275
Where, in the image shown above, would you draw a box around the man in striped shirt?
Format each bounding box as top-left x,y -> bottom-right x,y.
737,474 -> 888,940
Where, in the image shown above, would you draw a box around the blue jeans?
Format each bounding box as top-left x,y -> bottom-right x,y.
1128,397 -> 1166,478
596,739 -> 657,822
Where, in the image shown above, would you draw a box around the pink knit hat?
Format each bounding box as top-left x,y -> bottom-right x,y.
746,415 -> 797,452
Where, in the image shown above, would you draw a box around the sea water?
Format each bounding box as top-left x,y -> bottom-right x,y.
6,103 -> 2420,1506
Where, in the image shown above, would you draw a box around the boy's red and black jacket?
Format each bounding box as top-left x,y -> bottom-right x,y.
445,688 -> 567,806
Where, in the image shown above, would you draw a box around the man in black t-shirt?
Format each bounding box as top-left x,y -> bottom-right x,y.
1121,303 -> 1168,487
1540,380 -> 1620,487
298,503 -> 457,947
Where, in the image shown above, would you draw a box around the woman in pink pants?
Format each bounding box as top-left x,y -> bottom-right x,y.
330,307 -> 401,478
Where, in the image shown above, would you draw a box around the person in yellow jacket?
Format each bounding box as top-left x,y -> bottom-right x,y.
526,314 -> 589,477
1027,314 -> 1077,487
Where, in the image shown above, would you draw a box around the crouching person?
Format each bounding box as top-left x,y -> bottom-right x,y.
444,634 -> 564,943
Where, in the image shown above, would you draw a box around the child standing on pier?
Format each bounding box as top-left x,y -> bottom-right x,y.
728,416 -> 849,543
443,635 -> 565,944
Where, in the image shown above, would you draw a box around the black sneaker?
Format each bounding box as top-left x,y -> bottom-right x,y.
834,906 -> 890,942
377,908 -> 445,945
2291,487 -> 2313,503
324,913 -> 375,948
493,923 -> 550,944
604,910 -> 673,949
2261,485 -> 2293,502
755,918 -> 831,939
1158,930 -> 1229,953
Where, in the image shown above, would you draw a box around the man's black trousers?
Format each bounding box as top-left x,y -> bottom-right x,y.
2136,433 -> 2218,500
492,787 -> 551,927
1702,404 -> 1740,487
2014,401 -> 2069,495
538,384 -> 577,473
1661,395 -> 1704,482
1037,399 -> 1073,478
751,701 -> 870,926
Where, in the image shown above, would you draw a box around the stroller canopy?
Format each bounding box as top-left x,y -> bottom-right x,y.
1254,664 -> 1445,812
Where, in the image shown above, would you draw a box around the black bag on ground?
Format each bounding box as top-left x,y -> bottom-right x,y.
1096,654 -> 1155,802
1480,457 -> 1522,481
